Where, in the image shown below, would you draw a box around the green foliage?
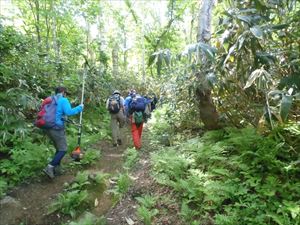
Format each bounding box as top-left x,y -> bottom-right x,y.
67,212 -> 106,225
136,205 -> 159,225
64,171 -> 109,192
78,149 -> 101,166
48,190 -> 89,218
148,104 -> 195,146
115,173 -> 131,195
92,172 -> 110,186
0,178 -> 8,197
180,201 -> 200,225
50,171 -> 109,218
68,172 -> 91,191
151,149 -> 190,184
136,194 -> 158,209
151,127 -> 300,224
136,194 -> 159,225
108,173 -> 132,201
123,147 -> 139,169
0,138 -> 50,185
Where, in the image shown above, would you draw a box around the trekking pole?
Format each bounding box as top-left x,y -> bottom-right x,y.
78,64 -> 86,145
71,64 -> 86,161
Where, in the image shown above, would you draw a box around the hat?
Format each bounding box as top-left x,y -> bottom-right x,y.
130,89 -> 136,96
113,90 -> 121,95
55,86 -> 70,94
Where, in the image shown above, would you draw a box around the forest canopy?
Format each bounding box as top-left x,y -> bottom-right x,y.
0,0 -> 299,224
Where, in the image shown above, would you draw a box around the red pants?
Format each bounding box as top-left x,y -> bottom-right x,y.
131,121 -> 143,149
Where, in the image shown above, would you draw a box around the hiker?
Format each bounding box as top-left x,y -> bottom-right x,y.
43,86 -> 84,179
106,90 -> 125,147
124,89 -> 135,118
124,91 -> 149,150
143,95 -> 152,121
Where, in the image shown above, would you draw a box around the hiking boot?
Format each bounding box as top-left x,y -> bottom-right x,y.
54,166 -> 63,176
117,139 -> 122,145
43,165 -> 55,179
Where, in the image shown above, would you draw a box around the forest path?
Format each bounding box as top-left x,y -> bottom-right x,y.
103,124 -> 182,225
0,126 -> 132,225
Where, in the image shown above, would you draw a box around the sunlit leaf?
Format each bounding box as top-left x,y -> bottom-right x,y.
244,69 -> 263,89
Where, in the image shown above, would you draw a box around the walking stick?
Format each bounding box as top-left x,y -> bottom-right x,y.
71,64 -> 86,161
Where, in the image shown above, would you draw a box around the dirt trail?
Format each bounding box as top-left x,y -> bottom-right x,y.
0,128 -> 130,225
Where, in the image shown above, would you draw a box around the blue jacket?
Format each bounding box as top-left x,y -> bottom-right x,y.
124,95 -> 132,116
55,94 -> 83,127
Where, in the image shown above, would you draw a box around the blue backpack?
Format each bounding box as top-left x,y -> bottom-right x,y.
130,95 -> 145,113
34,96 -> 58,129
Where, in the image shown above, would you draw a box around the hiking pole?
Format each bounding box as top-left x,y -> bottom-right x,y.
71,64 -> 86,161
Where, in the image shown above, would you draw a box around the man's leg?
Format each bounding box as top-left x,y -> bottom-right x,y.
116,111 -> 125,145
131,122 -> 142,149
43,129 -> 67,178
138,123 -> 143,138
111,114 -> 118,146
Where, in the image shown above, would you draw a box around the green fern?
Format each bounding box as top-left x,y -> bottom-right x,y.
78,149 -> 101,165
151,149 -> 190,182
136,206 -> 158,225
179,201 -> 199,223
108,173 -> 132,201
48,190 -> 89,218
123,147 -> 139,169
0,178 -> 7,197
135,194 -> 158,209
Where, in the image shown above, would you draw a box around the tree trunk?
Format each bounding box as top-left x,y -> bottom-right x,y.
123,32 -> 127,71
141,22 -> 145,83
112,44 -> 119,77
51,0 -> 60,63
97,2 -> 103,77
28,0 -> 41,44
196,0 -> 220,130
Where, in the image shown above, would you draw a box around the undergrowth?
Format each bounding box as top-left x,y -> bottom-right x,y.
151,126 -> 300,225
123,147 -> 139,170
65,212 -> 106,225
48,171 -> 109,218
0,108 -> 109,197
136,194 -> 159,225
108,173 -> 132,203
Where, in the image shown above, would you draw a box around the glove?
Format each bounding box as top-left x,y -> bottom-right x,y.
79,104 -> 84,109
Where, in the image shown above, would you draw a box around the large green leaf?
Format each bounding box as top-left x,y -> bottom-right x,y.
198,43 -> 216,61
148,54 -> 157,67
182,42 -> 216,61
250,26 -> 263,39
236,15 -> 252,25
271,24 -> 289,30
280,95 -> 293,122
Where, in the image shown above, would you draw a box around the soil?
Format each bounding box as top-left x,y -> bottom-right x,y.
0,124 -> 182,225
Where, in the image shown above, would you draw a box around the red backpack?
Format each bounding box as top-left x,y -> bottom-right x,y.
34,96 -> 58,129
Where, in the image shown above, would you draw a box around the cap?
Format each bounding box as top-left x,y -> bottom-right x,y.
113,90 -> 121,95
55,86 -> 70,94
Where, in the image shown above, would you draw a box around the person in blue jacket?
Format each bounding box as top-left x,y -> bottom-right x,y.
124,89 -> 135,118
43,86 -> 84,179
124,90 -> 150,150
